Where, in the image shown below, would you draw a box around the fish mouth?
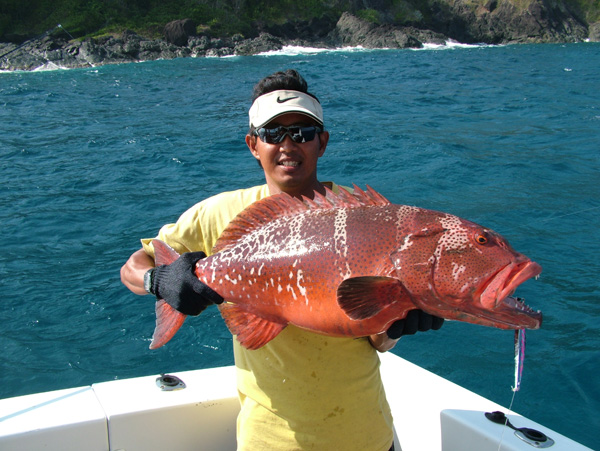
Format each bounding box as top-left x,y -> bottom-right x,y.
503,295 -> 539,314
478,260 -> 543,329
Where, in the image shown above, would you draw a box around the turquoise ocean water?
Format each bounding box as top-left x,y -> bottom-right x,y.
1,43 -> 599,448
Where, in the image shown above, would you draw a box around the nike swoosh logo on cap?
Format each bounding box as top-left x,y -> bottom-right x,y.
277,95 -> 299,103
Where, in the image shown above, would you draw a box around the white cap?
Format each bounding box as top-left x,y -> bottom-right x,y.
249,90 -> 324,128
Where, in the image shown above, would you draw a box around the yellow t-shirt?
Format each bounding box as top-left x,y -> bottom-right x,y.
142,184 -> 394,451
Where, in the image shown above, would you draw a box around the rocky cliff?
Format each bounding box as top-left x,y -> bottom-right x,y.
1,1 -> 597,71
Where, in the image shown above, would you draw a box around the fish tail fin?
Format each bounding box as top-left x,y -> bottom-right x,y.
148,239 -> 187,349
150,299 -> 187,349
152,239 -> 180,266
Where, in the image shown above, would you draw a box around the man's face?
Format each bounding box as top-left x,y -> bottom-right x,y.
246,113 -> 329,197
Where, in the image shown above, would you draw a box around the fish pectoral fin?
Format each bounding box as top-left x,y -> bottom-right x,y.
337,276 -> 409,320
150,299 -> 187,349
219,303 -> 287,350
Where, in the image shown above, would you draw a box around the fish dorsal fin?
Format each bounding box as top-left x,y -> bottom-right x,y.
213,185 -> 391,253
219,303 -> 287,350
213,192 -> 309,253
353,184 -> 391,206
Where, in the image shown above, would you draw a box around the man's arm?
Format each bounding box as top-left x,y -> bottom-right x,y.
120,247 -> 224,315
120,248 -> 154,295
369,333 -> 400,352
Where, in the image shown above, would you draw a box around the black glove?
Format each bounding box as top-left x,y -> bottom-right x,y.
150,251 -> 224,316
386,310 -> 444,339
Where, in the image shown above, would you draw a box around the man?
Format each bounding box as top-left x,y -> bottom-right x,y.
121,69 -> 442,450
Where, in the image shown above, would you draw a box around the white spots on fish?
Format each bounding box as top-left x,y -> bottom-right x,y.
224,274 -> 238,285
281,269 -> 308,303
248,220 -> 314,260
199,261 -> 218,285
235,221 -> 288,262
262,280 -> 270,293
333,209 -> 353,280
286,283 -> 298,301
296,269 -> 307,301
435,214 -> 470,260
398,233 -> 414,252
283,214 -> 307,254
451,262 -> 467,280
333,209 -> 348,258
338,261 -> 352,281
373,209 -> 394,222
285,238 -> 311,257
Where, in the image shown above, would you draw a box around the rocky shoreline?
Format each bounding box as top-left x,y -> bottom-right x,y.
1,11 -> 598,72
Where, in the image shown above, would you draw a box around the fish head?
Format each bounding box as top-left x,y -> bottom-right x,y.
392,211 -> 542,330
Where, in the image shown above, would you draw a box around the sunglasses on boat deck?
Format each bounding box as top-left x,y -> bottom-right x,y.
254,125 -> 323,144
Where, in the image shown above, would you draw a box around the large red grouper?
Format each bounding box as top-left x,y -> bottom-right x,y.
149,185 -> 542,350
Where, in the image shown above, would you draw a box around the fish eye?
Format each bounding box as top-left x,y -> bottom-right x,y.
475,233 -> 488,245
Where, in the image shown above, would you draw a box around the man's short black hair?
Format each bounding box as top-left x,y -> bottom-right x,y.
252,69 -> 320,103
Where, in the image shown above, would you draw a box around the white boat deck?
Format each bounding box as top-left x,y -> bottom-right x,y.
0,352 -> 591,450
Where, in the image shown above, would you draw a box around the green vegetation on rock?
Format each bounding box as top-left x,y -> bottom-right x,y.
1,0 -> 597,42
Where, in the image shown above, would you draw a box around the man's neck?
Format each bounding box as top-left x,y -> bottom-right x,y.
266,179 -> 326,199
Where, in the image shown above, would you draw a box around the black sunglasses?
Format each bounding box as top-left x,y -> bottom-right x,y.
254,125 -> 323,144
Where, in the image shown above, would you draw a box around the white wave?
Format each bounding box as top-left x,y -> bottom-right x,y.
417,39 -> 500,51
257,45 -> 371,56
257,41 -> 501,57
0,62 -> 70,73
32,61 -> 71,72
